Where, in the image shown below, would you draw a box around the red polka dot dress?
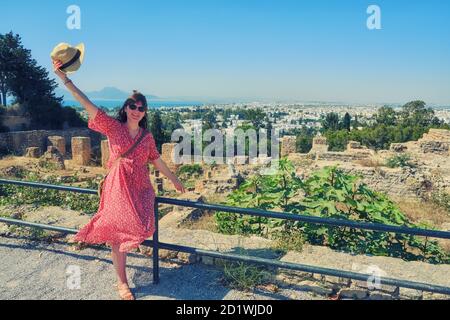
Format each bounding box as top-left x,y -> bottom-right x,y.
73,109 -> 161,253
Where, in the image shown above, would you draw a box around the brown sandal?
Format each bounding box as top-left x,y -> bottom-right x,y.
116,283 -> 135,300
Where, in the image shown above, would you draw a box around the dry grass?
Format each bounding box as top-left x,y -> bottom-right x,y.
181,211 -> 218,233
205,192 -> 229,205
395,198 -> 450,228
394,198 -> 450,254
183,193 -> 232,232
0,156 -> 105,177
181,192 -> 229,232
355,158 -> 383,168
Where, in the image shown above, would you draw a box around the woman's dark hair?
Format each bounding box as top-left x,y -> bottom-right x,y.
116,90 -> 149,130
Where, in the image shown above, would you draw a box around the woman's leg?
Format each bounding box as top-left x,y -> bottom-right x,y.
111,244 -> 128,285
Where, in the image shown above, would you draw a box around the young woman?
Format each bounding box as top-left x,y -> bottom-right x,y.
52,59 -> 186,300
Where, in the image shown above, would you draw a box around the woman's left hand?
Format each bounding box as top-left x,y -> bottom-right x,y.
173,178 -> 186,193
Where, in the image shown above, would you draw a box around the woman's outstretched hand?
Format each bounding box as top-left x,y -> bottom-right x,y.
52,59 -> 68,81
172,177 -> 186,193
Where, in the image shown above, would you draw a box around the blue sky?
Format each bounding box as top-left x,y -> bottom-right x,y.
2,0 -> 450,104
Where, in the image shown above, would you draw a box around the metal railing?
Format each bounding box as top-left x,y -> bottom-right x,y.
1,178 -> 450,296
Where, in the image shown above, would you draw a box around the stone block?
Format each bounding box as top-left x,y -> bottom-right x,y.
100,139 -> 109,168
25,147 -> 41,158
48,136 -> 66,157
177,252 -> 198,264
71,136 -> 91,166
297,280 -> 334,296
281,136 -> 297,157
338,288 -> 369,299
399,288 -> 423,300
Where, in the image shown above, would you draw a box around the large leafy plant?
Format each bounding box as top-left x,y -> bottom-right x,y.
215,158 -> 448,263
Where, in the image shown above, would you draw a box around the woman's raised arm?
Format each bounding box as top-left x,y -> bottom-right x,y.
52,59 -> 98,120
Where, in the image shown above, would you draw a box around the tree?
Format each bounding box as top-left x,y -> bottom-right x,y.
352,114 -> 360,129
324,130 -> 349,151
149,110 -> 164,151
246,108 -> 266,131
342,112 -> 351,131
161,112 -> 182,142
295,126 -> 315,153
375,106 -> 397,126
322,112 -> 340,131
202,110 -> 217,131
0,33 -> 16,106
0,31 -> 82,129
400,100 -> 435,127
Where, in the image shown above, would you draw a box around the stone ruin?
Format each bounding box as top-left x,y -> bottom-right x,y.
18,129 -> 450,168
23,135 -> 92,168
24,135 -> 67,160
14,128 -> 450,200
310,134 -> 329,154
281,136 -> 297,157
387,129 -> 450,157
280,134 -> 374,163
279,129 -> 450,200
287,129 -> 432,165
47,136 -> 66,158
41,146 -> 65,170
390,143 -> 408,153
71,137 -> 91,166
100,140 -> 110,168
161,143 -> 181,173
418,129 -> 450,155
194,173 -> 239,195
25,147 -> 41,158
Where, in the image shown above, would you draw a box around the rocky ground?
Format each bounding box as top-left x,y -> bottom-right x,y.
0,234 -> 324,300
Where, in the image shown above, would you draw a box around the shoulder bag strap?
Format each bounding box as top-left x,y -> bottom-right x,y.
106,129 -> 148,174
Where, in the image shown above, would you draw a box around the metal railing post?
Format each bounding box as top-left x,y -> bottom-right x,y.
152,199 -> 160,284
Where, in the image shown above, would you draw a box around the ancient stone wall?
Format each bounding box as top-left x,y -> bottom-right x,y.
161,143 -> 181,173
316,151 -> 371,162
0,128 -> 102,157
388,129 -> 450,156
310,135 -> 328,154
280,135 -> 297,157
48,136 -> 66,157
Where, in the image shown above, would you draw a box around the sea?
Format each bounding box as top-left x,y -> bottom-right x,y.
63,99 -> 204,109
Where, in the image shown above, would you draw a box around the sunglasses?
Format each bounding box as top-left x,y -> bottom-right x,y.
128,104 -> 147,112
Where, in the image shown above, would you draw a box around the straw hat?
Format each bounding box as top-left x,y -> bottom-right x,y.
50,42 -> 85,74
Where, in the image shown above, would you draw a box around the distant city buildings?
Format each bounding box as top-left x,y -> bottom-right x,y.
78,102 -> 450,136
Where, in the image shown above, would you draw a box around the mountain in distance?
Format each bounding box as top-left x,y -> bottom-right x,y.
55,86 -> 159,100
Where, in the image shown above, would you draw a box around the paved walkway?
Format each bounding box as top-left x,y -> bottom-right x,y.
0,235 -> 321,300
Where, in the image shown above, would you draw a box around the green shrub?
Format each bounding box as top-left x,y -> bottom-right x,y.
0,171 -> 99,215
222,261 -> 272,291
177,164 -> 203,179
215,158 -> 448,264
386,154 -> 415,168
271,230 -> 305,253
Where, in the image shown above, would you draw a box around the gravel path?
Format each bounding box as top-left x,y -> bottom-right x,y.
0,235 -> 322,300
